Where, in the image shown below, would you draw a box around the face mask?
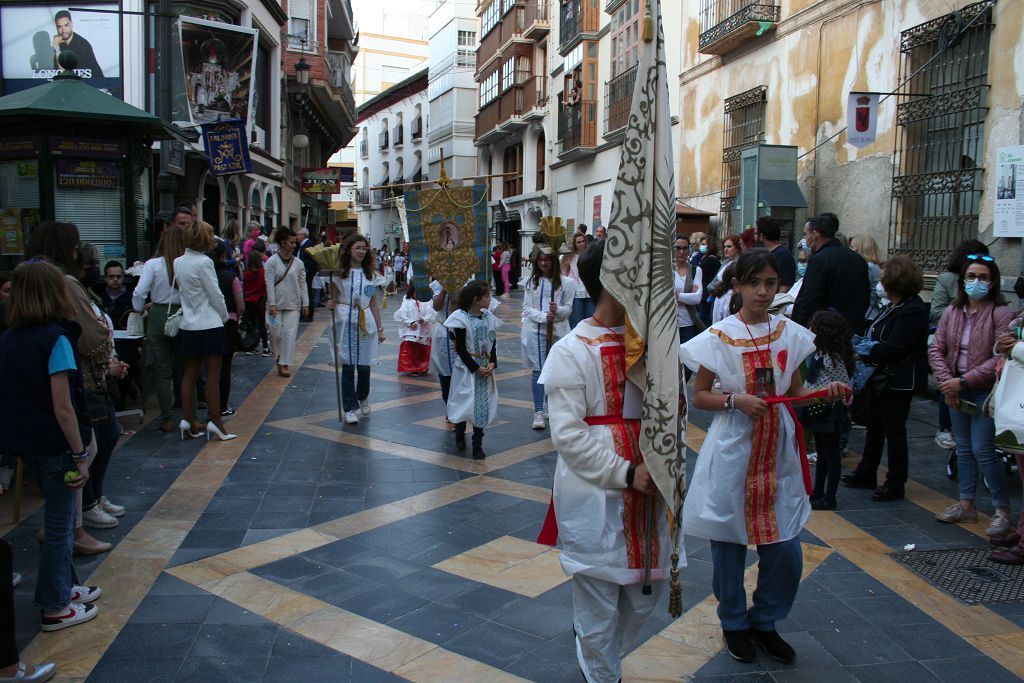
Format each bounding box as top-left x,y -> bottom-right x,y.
796,262 -> 807,278
798,239 -> 807,252
698,244 -> 707,254
876,282 -> 890,307
964,279 -> 989,300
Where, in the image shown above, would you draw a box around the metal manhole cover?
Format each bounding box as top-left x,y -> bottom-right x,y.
889,547 -> 1024,605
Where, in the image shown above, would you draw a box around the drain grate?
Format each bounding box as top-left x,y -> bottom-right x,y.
889,547 -> 1024,605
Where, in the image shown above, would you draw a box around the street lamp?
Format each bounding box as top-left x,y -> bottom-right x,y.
292,57 -> 312,149
295,57 -> 311,86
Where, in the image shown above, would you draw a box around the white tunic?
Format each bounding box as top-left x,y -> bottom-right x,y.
393,297 -> 435,344
679,314 -> 816,546
444,308 -> 501,427
520,276 -> 576,372
332,270 -> 386,366
540,319 -> 674,584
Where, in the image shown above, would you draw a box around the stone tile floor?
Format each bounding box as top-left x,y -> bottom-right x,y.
3,290 -> 1022,681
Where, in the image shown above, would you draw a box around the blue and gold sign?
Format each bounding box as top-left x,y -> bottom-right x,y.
201,119 -> 252,176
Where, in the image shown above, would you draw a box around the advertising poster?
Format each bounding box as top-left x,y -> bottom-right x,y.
175,17 -> 258,128
0,4 -> 121,96
0,208 -> 39,255
302,168 -> 342,195
55,159 -> 119,189
994,145 -> 1024,238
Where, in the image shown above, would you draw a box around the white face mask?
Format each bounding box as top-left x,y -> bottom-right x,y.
876,281 -> 890,307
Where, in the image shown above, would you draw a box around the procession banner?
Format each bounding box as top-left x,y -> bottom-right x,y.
847,92 -> 879,149
0,4 -> 121,97
201,119 -> 252,176
174,17 -> 258,128
404,184 -> 489,301
301,168 -> 342,195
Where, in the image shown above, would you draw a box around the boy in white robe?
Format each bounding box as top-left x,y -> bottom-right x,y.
539,240 -> 671,683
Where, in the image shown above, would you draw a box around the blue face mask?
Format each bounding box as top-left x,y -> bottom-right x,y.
965,279 -> 990,300
798,239 -> 807,252
796,262 -> 807,278
698,244 -> 707,254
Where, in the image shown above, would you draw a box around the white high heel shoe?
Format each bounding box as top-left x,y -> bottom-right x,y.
206,422 -> 237,441
179,419 -> 203,440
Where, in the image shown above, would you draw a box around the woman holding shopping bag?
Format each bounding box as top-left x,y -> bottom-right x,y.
264,227 -> 308,378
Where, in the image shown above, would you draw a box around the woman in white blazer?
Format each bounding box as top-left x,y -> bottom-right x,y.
263,227 -> 308,377
173,222 -> 235,441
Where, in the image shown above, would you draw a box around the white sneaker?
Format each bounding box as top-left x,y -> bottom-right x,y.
935,430 -> 956,450
82,505 -> 118,529
40,602 -> 98,632
531,412 -> 545,430
98,496 -> 125,518
70,585 -> 102,604
12,572 -> 21,588
807,452 -> 818,464
359,400 -> 371,416
986,509 -> 1013,537
344,410 -> 360,425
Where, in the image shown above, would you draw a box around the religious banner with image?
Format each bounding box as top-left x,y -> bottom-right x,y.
403,184 -> 489,301
175,17 -> 258,127
201,119 -> 252,176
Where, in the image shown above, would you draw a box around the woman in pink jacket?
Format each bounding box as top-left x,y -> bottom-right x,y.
929,254 -> 1014,536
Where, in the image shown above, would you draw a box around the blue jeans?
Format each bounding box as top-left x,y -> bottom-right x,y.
341,364 -> 370,412
710,537 -> 802,631
30,452 -> 79,610
531,370 -> 544,412
950,389 -> 1009,508
83,400 -> 118,509
569,297 -> 595,328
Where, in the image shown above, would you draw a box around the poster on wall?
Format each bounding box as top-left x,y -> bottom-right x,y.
846,92 -> 879,149
0,4 -> 121,97
994,145 -> 1024,238
175,17 -> 258,128
0,208 -> 40,255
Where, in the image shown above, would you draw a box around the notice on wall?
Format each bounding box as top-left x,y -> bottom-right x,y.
994,145 -> 1024,238
846,92 -> 879,149
0,208 -> 39,255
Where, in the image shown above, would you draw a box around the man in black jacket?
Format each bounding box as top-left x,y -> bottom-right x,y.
792,214 -> 870,334
296,228 -> 319,321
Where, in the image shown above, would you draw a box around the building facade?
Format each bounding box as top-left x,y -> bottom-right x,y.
676,0 -> 1023,277
354,69 -> 430,250
427,0 -> 480,182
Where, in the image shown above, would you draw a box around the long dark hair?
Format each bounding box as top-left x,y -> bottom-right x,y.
338,233 -> 377,280
456,280 -> 490,311
954,256 -> 1006,308
25,221 -> 80,275
529,250 -> 563,292
809,310 -> 856,377
945,239 -> 988,274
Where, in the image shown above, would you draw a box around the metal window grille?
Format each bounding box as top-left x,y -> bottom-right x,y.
887,1 -> 993,271
604,63 -> 638,133
720,85 -> 767,221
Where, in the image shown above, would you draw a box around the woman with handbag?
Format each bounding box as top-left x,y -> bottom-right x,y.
132,225 -> 186,432
928,254 -> 1014,534
211,241 -> 245,418
842,256 -> 930,502
173,222 -> 235,441
990,321 -> 1024,564
263,227 -> 308,378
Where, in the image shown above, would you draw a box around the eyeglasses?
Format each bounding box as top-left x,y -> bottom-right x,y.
966,254 -> 994,262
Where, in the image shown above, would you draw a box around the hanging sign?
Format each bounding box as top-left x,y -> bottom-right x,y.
846,92 -> 879,149
301,168 -> 341,194
55,159 -> 119,189
994,145 -> 1024,238
201,119 -> 252,176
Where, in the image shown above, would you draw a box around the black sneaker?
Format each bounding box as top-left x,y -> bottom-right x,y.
723,629 -> 755,663
221,407 -> 236,418
750,628 -> 795,663
454,433 -> 466,450
472,446 -> 486,460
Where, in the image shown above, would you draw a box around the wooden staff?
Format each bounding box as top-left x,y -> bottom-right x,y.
329,274 -> 343,423
642,493 -> 654,594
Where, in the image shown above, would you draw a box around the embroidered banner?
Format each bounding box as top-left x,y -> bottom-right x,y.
201,119 -> 252,176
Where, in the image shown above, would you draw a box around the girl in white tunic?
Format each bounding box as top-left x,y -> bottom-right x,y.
393,284 -> 435,375
264,227 -> 308,377
679,250 -> 848,665
326,234 -> 386,425
521,246 -> 575,429
444,281 -> 500,459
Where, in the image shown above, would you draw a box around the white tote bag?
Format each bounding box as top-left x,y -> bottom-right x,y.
992,349 -> 1024,453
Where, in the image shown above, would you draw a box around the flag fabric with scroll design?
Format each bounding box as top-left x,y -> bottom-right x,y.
600,0 -> 685,548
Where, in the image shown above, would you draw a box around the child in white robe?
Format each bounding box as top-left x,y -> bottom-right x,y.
393,284 -> 435,375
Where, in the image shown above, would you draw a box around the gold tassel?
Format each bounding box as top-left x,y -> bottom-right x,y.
642,2 -> 653,42
669,552 -> 683,617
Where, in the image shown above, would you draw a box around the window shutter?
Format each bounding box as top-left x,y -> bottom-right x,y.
53,171 -> 125,250
290,0 -> 312,20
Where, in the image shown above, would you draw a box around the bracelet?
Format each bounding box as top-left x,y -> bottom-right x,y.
70,448 -> 90,462
725,393 -> 736,412
625,465 -> 636,489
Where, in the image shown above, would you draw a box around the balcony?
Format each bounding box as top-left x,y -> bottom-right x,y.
522,78 -> 547,121
359,139 -> 368,158
604,63 -> 637,134
379,131 -> 389,150
475,73 -> 537,142
356,189 -> 370,204
325,51 -> 356,115
393,124 -> 404,148
558,99 -> 597,158
477,5 -> 528,75
698,0 -> 780,55
523,0 -> 549,39
411,117 -> 423,140
559,0 -> 600,53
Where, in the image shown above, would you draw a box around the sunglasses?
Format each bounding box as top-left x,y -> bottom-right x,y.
966,254 -> 994,262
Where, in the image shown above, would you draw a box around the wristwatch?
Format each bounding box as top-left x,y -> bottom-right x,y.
625,465 -> 636,490
958,377 -> 968,391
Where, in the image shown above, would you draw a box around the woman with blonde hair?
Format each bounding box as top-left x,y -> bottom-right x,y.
174,222 -> 234,441
849,235 -> 884,324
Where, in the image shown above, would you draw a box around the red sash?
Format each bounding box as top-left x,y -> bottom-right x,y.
764,388 -> 832,496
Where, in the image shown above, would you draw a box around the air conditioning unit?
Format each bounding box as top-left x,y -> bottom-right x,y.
251,126 -> 267,149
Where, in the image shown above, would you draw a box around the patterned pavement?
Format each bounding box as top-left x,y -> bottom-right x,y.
3,289 -> 1024,681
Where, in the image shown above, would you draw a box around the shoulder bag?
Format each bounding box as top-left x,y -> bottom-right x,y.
164,272 -> 183,337
682,269 -> 706,333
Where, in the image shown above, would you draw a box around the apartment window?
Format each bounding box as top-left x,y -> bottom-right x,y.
480,71 -> 499,107
501,59 -> 515,91
503,144 -> 523,197
457,30 -> 477,68
502,0 -> 515,15
888,2 -> 992,270
720,85 -> 767,219
609,0 -> 642,79
482,1 -> 499,35
288,0 -> 314,48
536,131 -> 546,190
